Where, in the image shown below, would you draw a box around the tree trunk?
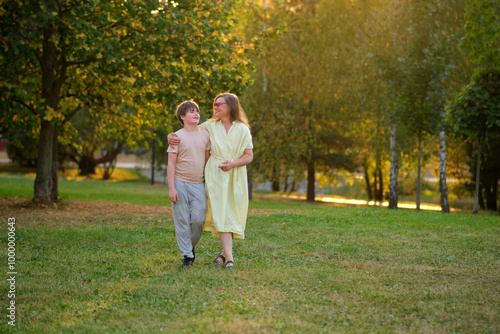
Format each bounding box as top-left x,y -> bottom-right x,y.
389,121 -> 399,209
283,171 -> 289,192
271,166 -> 280,192
79,155 -> 98,175
416,129 -> 422,211
478,183 -> 485,210
272,180 -> 280,192
473,138 -> 481,214
307,160 -> 315,202
102,158 -> 117,180
493,175 -> 498,211
50,124 -> 59,201
34,4 -> 67,204
483,174 -> 498,211
374,154 -> 383,203
34,120 -> 54,204
377,162 -> 384,202
78,143 -> 124,176
373,167 -> 378,203
439,130 -> 450,213
363,161 -> 373,202
495,176 -> 499,212
151,138 -> 155,185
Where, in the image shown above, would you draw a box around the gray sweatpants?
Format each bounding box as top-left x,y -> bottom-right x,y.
172,180 -> 207,258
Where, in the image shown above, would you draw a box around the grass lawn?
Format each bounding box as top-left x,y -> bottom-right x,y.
0,176 -> 499,333
0,169 -> 168,206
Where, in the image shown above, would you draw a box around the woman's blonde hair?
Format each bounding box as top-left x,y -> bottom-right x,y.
212,92 -> 250,129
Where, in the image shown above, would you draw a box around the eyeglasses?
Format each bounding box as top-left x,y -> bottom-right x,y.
213,102 -> 227,108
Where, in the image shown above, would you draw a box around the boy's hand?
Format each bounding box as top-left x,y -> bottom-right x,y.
167,133 -> 181,147
169,189 -> 179,204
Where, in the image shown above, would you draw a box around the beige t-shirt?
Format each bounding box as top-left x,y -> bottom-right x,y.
167,128 -> 211,183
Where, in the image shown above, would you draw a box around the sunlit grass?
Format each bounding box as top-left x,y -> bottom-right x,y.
0,171 -> 168,206
287,194 -> 444,211
0,164 -> 145,182
60,167 -> 145,182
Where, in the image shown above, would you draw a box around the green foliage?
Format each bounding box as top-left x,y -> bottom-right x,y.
447,69 -> 500,139
369,0 -> 468,134
461,0 -> 500,68
240,0 -> 473,201
5,129 -> 38,166
243,0 -> 366,191
0,0 -> 256,158
0,0 -> 259,201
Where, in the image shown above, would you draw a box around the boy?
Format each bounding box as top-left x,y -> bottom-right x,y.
167,101 -> 210,267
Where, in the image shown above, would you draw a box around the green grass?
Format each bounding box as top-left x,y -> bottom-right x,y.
0,174 -> 170,206
0,176 -> 499,333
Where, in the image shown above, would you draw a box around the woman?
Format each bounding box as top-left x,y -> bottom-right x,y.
168,93 -> 253,269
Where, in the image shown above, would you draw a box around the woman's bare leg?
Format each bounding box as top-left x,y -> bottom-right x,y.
219,232 -> 234,262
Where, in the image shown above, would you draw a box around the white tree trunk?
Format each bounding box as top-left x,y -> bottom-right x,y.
389,121 -> 398,209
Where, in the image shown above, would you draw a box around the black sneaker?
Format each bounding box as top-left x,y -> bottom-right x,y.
183,256 -> 194,267
192,247 -> 196,262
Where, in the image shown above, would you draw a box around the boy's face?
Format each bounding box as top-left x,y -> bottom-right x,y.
181,108 -> 200,125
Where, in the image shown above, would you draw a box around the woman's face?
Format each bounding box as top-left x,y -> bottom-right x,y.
214,97 -> 230,120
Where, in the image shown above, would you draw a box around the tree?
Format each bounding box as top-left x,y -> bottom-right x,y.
64,107 -> 124,176
460,0 -> 500,68
0,0 -> 254,204
447,0 -> 500,213
365,0 -> 410,209
447,69 -> 500,213
367,0 -> 468,212
477,137 -> 500,211
243,0 -> 369,202
399,0 -> 466,212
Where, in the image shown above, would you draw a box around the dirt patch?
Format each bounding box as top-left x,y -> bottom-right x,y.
1,198 -> 298,227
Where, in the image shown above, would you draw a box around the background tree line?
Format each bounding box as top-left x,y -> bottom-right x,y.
1,0 -> 499,212
240,0 -> 499,212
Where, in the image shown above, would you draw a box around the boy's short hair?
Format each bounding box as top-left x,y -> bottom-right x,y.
176,101 -> 200,125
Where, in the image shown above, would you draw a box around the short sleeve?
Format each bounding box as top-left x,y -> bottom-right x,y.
199,121 -> 208,131
201,128 -> 211,151
242,125 -> 253,150
167,129 -> 182,153
167,145 -> 178,154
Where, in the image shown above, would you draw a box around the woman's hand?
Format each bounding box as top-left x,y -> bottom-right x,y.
167,133 -> 181,146
218,150 -> 253,172
218,161 -> 235,172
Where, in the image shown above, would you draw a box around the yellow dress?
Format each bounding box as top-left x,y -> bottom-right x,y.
200,119 -> 253,239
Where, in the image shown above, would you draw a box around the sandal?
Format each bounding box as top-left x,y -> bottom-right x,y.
213,253 -> 226,266
224,261 -> 235,270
